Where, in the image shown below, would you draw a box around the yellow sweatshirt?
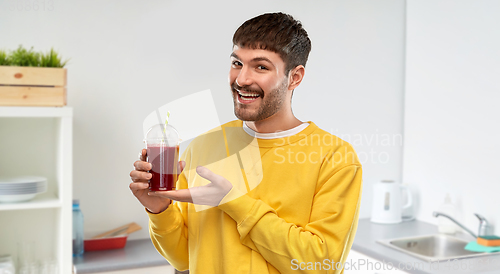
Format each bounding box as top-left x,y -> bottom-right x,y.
147,120 -> 362,274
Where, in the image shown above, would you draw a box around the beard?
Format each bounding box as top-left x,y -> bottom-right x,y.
231,77 -> 289,122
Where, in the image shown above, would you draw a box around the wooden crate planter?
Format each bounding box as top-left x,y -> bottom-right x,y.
0,66 -> 67,106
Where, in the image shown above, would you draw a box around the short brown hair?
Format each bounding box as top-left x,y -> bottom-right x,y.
233,12 -> 312,75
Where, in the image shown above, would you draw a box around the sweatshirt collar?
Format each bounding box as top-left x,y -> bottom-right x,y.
229,120 -> 319,148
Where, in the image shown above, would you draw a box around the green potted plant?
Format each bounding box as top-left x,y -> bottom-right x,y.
0,45 -> 69,107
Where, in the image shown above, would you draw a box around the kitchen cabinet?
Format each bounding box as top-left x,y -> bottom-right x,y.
0,106 -> 73,273
345,250 -> 410,274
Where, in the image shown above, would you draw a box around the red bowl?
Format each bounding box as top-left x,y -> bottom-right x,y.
84,235 -> 128,252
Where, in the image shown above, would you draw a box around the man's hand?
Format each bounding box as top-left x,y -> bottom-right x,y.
149,166 -> 233,207
129,149 -> 185,213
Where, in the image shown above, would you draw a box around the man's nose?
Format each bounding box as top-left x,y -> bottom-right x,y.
235,67 -> 253,87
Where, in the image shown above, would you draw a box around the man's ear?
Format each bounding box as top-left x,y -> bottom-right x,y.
287,65 -> 305,91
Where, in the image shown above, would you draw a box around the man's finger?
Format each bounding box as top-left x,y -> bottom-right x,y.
178,160 -> 186,173
196,166 -> 219,182
134,160 -> 152,171
149,189 -> 193,203
129,182 -> 149,191
140,149 -> 147,161
130,170 -> 152,181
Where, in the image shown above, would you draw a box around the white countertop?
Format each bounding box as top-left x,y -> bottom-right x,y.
73,239 -> 169,273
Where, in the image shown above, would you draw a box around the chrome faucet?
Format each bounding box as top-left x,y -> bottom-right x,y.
474,213 -> 491,236
432,211 -> 491,238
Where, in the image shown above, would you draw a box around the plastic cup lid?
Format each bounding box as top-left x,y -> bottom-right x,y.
144,124 -> 180,146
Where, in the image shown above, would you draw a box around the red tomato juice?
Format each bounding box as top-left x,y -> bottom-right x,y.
147,145 -> 179,191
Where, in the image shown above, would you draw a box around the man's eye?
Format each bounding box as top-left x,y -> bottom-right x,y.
232,61 -> 242,66
257,65 -> 268,70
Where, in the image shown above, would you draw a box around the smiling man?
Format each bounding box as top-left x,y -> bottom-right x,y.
130,12 -> 362,274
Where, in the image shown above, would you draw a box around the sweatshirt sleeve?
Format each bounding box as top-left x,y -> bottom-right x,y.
147,157 -> 191,271
218,164 -> 363,274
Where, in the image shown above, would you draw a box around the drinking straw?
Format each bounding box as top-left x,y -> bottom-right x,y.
164,111 -> 170,132
162,111 -> 170,143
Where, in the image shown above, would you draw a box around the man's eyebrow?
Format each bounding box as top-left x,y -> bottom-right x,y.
230,52 -> 239,59
252,57 -> 273,64
230,53 -> 273,65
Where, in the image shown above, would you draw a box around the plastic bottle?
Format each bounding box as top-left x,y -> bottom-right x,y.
73,199 -> 84,256
438,193 -> 457,234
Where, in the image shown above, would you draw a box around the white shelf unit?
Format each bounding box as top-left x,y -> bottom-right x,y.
0,106 -> 72,274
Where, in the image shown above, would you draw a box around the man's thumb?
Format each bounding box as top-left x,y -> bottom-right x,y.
196,166 -> 217,182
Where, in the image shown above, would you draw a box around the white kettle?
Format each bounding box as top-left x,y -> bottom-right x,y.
371,180 -> 412,224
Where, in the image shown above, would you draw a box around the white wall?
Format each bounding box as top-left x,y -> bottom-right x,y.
0,0 -> 405,239
404,0 -> 500,234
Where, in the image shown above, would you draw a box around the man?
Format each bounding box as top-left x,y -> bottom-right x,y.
130,12 -> 362,274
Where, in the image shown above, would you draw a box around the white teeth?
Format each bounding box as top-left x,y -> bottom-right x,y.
237,90 -> 260,98
240,96 -> 257,101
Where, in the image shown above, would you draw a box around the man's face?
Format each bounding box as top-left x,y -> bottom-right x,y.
229,45 -> 290,122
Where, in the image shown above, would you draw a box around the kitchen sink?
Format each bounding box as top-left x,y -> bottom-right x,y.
377,234 -> 493,261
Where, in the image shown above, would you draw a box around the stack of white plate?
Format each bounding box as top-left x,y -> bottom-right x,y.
0,176 -> 48,203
